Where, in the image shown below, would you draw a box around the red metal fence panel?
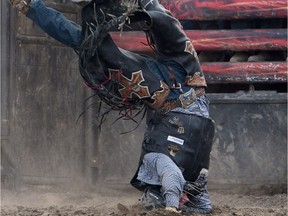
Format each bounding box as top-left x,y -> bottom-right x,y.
111,0 -> 287,83
161,0 -> 288,20
112,29 -> 287,52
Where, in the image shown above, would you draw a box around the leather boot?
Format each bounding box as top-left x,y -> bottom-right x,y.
139,0 -> 167,12
71,0 -> 91,6
9,0 -> 31,14
81,0 -> 141,35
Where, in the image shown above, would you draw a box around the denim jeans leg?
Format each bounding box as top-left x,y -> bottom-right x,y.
27,0 -> 82,49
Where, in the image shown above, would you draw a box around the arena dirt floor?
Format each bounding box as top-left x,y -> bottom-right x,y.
1,181 -> 287,216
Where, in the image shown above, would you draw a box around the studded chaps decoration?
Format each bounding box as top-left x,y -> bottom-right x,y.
78,0 -> 207,113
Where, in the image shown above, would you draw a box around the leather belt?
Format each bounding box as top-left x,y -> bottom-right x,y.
160,88 -> 205,115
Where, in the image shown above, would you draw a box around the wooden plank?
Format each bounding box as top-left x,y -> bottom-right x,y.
161,0 -> 288,20
202,62 -> 287,83
111,28 -> 287,52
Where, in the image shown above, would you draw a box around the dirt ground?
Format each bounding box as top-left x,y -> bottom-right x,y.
1,182 -> 287,216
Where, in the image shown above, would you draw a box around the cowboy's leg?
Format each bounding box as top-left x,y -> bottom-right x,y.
139,0 -> 193,56
10,0 -> 82,49
138,0 -> 204,87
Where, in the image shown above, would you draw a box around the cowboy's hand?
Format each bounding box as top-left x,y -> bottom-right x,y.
179,192 -> 189,209
8,0 -> 31,14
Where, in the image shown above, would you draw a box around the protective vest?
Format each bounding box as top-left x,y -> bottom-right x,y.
131,111 -> 215,191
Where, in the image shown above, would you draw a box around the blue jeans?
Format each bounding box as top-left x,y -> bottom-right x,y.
27,0 -> 82,49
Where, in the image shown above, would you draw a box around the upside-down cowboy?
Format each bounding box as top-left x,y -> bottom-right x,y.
9,0 -> 215,213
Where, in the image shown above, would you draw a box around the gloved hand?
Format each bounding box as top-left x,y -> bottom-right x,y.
9,0 -> 31,14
